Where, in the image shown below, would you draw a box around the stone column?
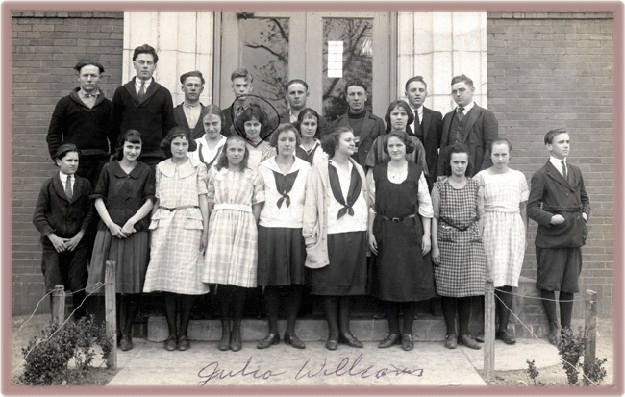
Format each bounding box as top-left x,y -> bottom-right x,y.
122,12 -> 214,106
398,12 -> 488,114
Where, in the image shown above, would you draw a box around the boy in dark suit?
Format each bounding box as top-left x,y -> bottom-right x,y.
33,144 -> 96,320
527,128 -> 590,344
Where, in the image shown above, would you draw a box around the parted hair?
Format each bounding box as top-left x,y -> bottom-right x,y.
270,124 -> 301,151
321,126 -> 353,158
383,130 -> 415,156
544,128 -> 567,145
231,67 -> 253,83
451,74 -> 473,87
384,100 -> 414,134
200,105 -> 226,133
180,70 -> 205,85
235,105 -> 268,138
133,44 -> 159,63
489,137 -> 513,153
293,108 -> 320,138
160,126 -> 197,158
405,75 -> 427,91
54,143 -> 80,162
215,135 -> 250,171
112,130 -> 142,161
74,59 -> 104,74
443,142 -> 474,177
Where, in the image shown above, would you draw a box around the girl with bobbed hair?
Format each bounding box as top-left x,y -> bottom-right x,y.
431,142 -> 487,350
235,105 -> 276,170
190,105 -> 227,169
87,130 -> 156,351
143,126 -> 210,352
293,108 -> 329,165
303,126 -> 370,351
364,100 -> 428,174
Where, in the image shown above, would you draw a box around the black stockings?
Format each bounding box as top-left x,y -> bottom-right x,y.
441,296 -> 472,335
495,286 -> 513,333
540,289 -> 574,329
217,285 -> 247,330
323,296 -> 351,336
385,301 -> 416,334
163,292 -> 197,338
264,286 -> 304,335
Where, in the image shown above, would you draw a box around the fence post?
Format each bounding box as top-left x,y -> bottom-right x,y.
105,260 -> 117,370
51,284 -> 65,324
484,279 -> 495,378
583,289 -> 597,375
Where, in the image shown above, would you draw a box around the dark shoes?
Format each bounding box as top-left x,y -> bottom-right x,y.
496,330 -> 516,345
444,333 -> 458,349
230,329 -> 242,351
475,334 -> 485,343
458,334 -> 481,350
257,333 -> 280,349
177,335 -> 190,351
164,334 -> 177,351
326,334 -> 338,351
284,333 -> 306,349
218,332 -> 231,351
378,333 -> 400,348
339,332 -> 363,348
120,334 -> 133,351
548,322 -> 560,346
401,334 -> 414,351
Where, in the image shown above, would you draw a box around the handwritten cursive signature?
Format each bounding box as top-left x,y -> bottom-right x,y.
198,355 -> 423,385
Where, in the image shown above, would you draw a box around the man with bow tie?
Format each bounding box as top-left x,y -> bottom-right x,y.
108,44 -> 176,168
437,74 -> 499,178
47,60 -> 113,188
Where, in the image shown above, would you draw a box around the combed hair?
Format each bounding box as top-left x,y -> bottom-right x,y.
383,130 -> 415,156
405,76 -> 427,91
293,108 -> 320,138
133,43 -> 158,63
54,143 -> 80,162
180,70 -> 205,85
160,126 -> 197,158
74,59 -> 104,74
215,135 -> 250,171
544,128 -> 567,145
451,74 -> 473,87
234,105 -> 267,138
285,79 -> 308,91
200,105 -> 226,133
270,124 -> 301,151
343,78 -> 367,95
443,142 -> 474,177
321,126 -> 353,158
112,130 -> 142,161
489,137 -> 513,153
231,67 -> 253,83
384,100 -> 414,134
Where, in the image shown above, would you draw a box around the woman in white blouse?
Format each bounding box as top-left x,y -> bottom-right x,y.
294,108 -> 329,165
190,105 -> 227,169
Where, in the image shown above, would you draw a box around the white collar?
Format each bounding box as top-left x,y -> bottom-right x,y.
549,156 -> 567,169
457,101 -> 475,113
261,156 -> 307,174
159,156 -> 201,178
59,172 -> 74,183
136,78 -> 153,88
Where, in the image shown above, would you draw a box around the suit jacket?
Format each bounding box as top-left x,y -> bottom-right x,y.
527,160 -> 590,248
438,104 -> 498,177
331,110 -> 386,165
174,103 -> 206,139
222,104 -> 237,137
267,110 -> 331,140
33,174 -> 95,239
419,107 -> 443,183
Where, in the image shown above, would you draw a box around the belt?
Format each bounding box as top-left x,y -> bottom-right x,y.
213,203 -> 252,212
378,213 -> 417,223
159,205 -> 199,211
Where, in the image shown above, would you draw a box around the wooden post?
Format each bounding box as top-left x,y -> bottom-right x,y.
584,289 -> 597,375
484,279 -> 495,379
51,285 -> 65,324
105,260 -> 117,370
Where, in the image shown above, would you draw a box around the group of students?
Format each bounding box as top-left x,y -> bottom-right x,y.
34,44 -> 590,355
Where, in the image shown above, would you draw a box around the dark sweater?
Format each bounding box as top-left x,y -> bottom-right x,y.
108,78 -> 177,165
33,173 -> 95,238
46,88 -> 112,159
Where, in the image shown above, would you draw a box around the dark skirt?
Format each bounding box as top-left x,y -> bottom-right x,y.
311,231 -> 367,296
87,229 -> 149,294
257,226 -> 307,286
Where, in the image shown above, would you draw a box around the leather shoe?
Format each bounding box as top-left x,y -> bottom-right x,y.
177,335 -> 190,351
164,334 -> 177,351
284,333 -> 306,349
230,329 -> 242,352
444,333 -> 458,349
475,333 -> 485,343
339,332 -> 363,348
218,332 -> 230,351
378,333 -> 400,348
325,334 -> 338,351
548,322 -> 560,345
401,334 -> 414,351
257,333 -> 280,349
496,330 -> 516,345
120,334 -> 133,351
458,334 -> 481,350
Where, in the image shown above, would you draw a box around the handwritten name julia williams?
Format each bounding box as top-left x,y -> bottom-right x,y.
197,355 -> 424,385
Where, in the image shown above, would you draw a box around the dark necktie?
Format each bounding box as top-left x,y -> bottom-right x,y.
273,170 -> 299,208
562,160 -> 568,182
457,107 -> 465,121
138,81 -> 145,100
328,163 -> 362,219
64,177 -> 73,200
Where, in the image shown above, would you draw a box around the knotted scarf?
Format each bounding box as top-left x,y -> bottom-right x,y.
328,162 -> 362,219
273,170 -> 299,208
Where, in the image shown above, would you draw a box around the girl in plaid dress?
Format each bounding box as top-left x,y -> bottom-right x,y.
431,142 -> 487,350
201,135 -> 264,352
143,127 -> 210,352
474,138 -> 529,345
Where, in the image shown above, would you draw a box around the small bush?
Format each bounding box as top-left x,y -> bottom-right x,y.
525,359 -> 539,385
557,327 -> 585,385
584,357 -> 608,386
20,315 -> 112,385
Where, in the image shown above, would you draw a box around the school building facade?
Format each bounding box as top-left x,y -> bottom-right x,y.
10,10 -> 615,321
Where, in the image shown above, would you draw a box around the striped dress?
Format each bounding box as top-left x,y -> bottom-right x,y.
475,169 -> 529,287
432,177 -> 487,297
201,166 -> 264,287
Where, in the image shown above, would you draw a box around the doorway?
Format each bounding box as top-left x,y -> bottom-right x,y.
215,12 -> 396,122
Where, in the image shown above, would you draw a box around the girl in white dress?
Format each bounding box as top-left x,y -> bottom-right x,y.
294,108 -> 328,165
474,138 -> 529,345
190,105 -> 227,169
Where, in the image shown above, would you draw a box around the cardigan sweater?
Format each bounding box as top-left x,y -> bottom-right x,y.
108,77 -> 177,164
47,88 -> 112,159
302,158 -> 370,268
174,103 -> 206,139
33,173 -> 95,238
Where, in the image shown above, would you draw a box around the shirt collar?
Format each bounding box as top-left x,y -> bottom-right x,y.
549,156 -> 566,171
184,101 -> 202,110
458,101 -> 475,113
410,106 -> 424,121
79,88 -> 99,98
136,77 -> 153,89
159,156 -> 201,178
59,172 -> 74,183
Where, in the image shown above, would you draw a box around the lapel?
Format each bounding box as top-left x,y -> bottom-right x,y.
422,107 -> 432,139
360,111 -> 376,142
441,111 -> 453,145
544,160 -> 575,191
52,173 -> 70,203
462,105 -> 481,142
124,77 -> 160,106
174,105 -> 187,127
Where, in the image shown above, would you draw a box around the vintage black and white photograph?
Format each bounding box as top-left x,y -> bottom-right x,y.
4,2 -> 622,393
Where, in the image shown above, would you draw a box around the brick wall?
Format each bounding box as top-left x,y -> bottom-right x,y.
11,11 -> 124,315
487,12 -> 614,319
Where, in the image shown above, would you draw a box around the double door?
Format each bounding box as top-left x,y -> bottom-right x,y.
215,12 -> 396,121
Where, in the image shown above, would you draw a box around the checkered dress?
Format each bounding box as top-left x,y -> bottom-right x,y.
433,178 -> 487,297
143,158 -> 210,295
200,167 -> 265,288
475,169 -> 529,287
